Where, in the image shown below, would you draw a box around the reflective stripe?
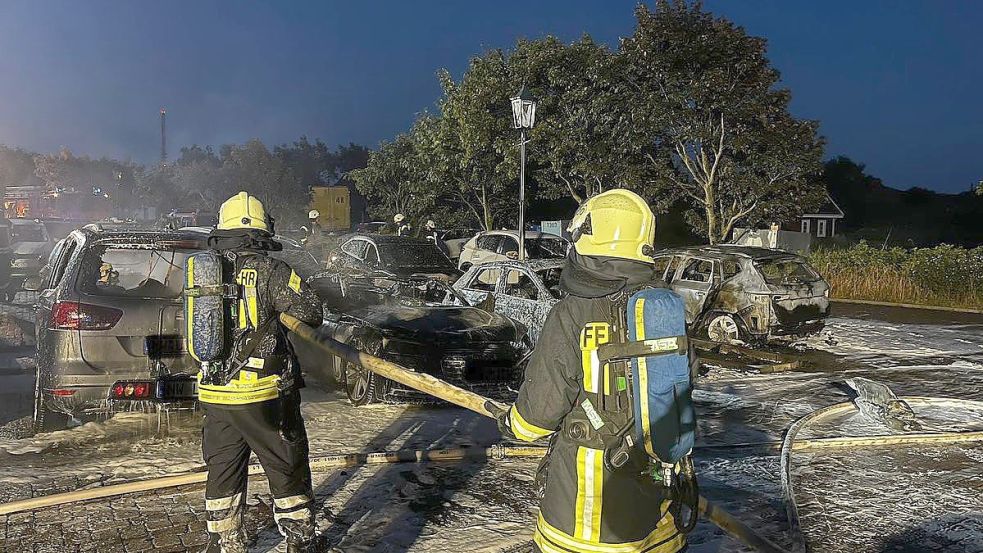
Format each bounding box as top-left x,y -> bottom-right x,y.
509,405 -> 554,442
273,494 -> 310,510
273,508 -> 311,522
198,373 -> 280,405
237,268 -> 259,330
634,299 -> 657,459
580,323 -> 609,393
186,256 -> 195,361
536,511 -> 684,553
206,516 -> 239,533
205,492 -> 242,511
574,447 -> 603,542
245,357 -> 265,369
288,270 -> 302,293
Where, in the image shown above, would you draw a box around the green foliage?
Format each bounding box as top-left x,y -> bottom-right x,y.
809,242 -> 983,309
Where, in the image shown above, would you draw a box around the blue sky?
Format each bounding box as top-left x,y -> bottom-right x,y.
0,1 -> 980,193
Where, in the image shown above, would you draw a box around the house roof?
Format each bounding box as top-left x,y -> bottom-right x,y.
802,194 -> 845,218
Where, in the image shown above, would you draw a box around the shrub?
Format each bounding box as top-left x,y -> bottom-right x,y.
809,242 -> 983,310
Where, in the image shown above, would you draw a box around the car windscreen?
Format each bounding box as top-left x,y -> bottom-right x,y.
378,243 -> 455,271
754,259 -> 820,285
525,237 -> 567,259
11,224 -> 45,242
80,246 -> 192,298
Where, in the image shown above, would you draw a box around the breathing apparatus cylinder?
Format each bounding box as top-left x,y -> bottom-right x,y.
184,250 -> 238,385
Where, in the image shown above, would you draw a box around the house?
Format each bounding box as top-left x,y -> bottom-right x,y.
795,194 -> 844,238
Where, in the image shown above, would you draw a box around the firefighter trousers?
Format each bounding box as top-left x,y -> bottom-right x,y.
201,392 -> 314,541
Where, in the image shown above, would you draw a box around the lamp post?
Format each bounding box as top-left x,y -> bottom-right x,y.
510,86 -> 536,261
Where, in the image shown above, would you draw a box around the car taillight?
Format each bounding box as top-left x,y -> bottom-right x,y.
110,380 -> 154,400
51,301 -> 123,330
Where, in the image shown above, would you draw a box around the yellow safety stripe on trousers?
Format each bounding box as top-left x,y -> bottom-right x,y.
509,405 -> 554,442
273,494 -> 310,510
206,516 -> 240,533
574,447 -> 604,542
580,323 -> 610,393
197,373 -> 280,405
534,510 -> 685,553
633,298 -> 657,459
205,492 -> 243,512
273,508 -> 312,522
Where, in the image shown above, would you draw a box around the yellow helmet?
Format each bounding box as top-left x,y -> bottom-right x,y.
217,191 -> 272,233
567,189 -> 655,263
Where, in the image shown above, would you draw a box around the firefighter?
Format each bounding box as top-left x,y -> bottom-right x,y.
394,213 -> 411,236
496,189 -> 687,553
301,209 -> 321,244
197,192 -> 323,553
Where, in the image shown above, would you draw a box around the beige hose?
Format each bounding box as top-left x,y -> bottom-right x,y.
0,445 -> 548,516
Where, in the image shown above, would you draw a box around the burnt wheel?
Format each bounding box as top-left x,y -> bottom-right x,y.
343,336 -> 388,406
703,313 -> 744,344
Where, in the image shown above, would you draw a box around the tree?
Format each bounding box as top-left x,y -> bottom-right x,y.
621,1 -> 825,243
0,146 -> 41,198
222,139 -> 307,226
351,117 -> 440,224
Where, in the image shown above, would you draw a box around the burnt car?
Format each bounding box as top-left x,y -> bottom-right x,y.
29,225 -> 203,430
453,259 -> 565,344
653,245 -> 830,343
327,233 -> 460,280
301,273 -> 531,405
9,218 -> 56,294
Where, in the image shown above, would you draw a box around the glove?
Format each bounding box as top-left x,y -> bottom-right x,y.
486,401 -> 516,440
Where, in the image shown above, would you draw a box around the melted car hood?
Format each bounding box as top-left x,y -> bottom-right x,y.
351,304 -> 519,341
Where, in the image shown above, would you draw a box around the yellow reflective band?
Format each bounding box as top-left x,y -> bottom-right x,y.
237,269 -> 259,329
536,510 -> 685,553
205,493 -> 242,511
273,508 -> 311,522
580,323 -> 609,393
634,298 -> 657,459
245,357 -> 265,369
186,256 -> 198,362
273,494 -> 310,510
206,516 -> 239,533
574,447 -> 603,542
509,405 -> 554,442
197,373 -> 280,405
288,270 -> 302,293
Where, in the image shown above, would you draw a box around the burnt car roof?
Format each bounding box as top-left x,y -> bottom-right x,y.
470,258 -> 566,271
658,244 -> 803,261
79,225 -> 208,246
347,233 -> 436,247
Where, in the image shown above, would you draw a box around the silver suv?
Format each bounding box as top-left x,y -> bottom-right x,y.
31,225 -> 204,431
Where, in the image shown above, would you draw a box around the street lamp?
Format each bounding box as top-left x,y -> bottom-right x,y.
510,86 -> 536,261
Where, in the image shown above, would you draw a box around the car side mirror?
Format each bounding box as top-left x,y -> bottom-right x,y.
22,276 -> 42,292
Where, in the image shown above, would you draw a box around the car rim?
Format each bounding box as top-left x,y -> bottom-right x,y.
708,315 -> 741,343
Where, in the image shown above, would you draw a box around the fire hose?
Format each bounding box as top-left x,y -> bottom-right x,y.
279,314 -> 792,553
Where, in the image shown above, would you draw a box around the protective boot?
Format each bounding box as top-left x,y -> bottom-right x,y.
280,518 -> 315,553
199,527 -> 247,553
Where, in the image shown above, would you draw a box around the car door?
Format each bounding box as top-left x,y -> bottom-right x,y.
498,267 -> 551,342
470,234 -> 504,266
672,257 -> 719,323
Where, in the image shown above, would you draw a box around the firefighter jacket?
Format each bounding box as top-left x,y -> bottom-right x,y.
506,252 -> 686,553
197,245 -> 323,407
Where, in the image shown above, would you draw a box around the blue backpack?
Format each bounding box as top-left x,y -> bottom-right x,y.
596,287 -> 696,467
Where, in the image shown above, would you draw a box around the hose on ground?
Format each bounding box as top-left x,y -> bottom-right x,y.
779,396 -> 983,551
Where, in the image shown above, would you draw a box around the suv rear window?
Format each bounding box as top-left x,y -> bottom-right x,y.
80,246 -> 191,298
755,259 -> 820,285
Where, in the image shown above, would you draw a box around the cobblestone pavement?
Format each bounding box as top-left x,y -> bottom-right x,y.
2,458 -> 543,553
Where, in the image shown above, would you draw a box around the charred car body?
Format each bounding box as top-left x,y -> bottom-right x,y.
653,245 -> 830,343
302,259 -> 530,405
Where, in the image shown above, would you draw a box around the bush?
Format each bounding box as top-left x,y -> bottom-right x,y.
809,242 -> 983,310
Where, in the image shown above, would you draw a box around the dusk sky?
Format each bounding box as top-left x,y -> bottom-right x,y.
0,1 -> 980,193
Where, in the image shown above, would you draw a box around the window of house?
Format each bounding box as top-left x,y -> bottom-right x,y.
801,219 -> 811,234
503,269 -> 539,300
679,258 -> 715,283
817,219 -> 827,238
